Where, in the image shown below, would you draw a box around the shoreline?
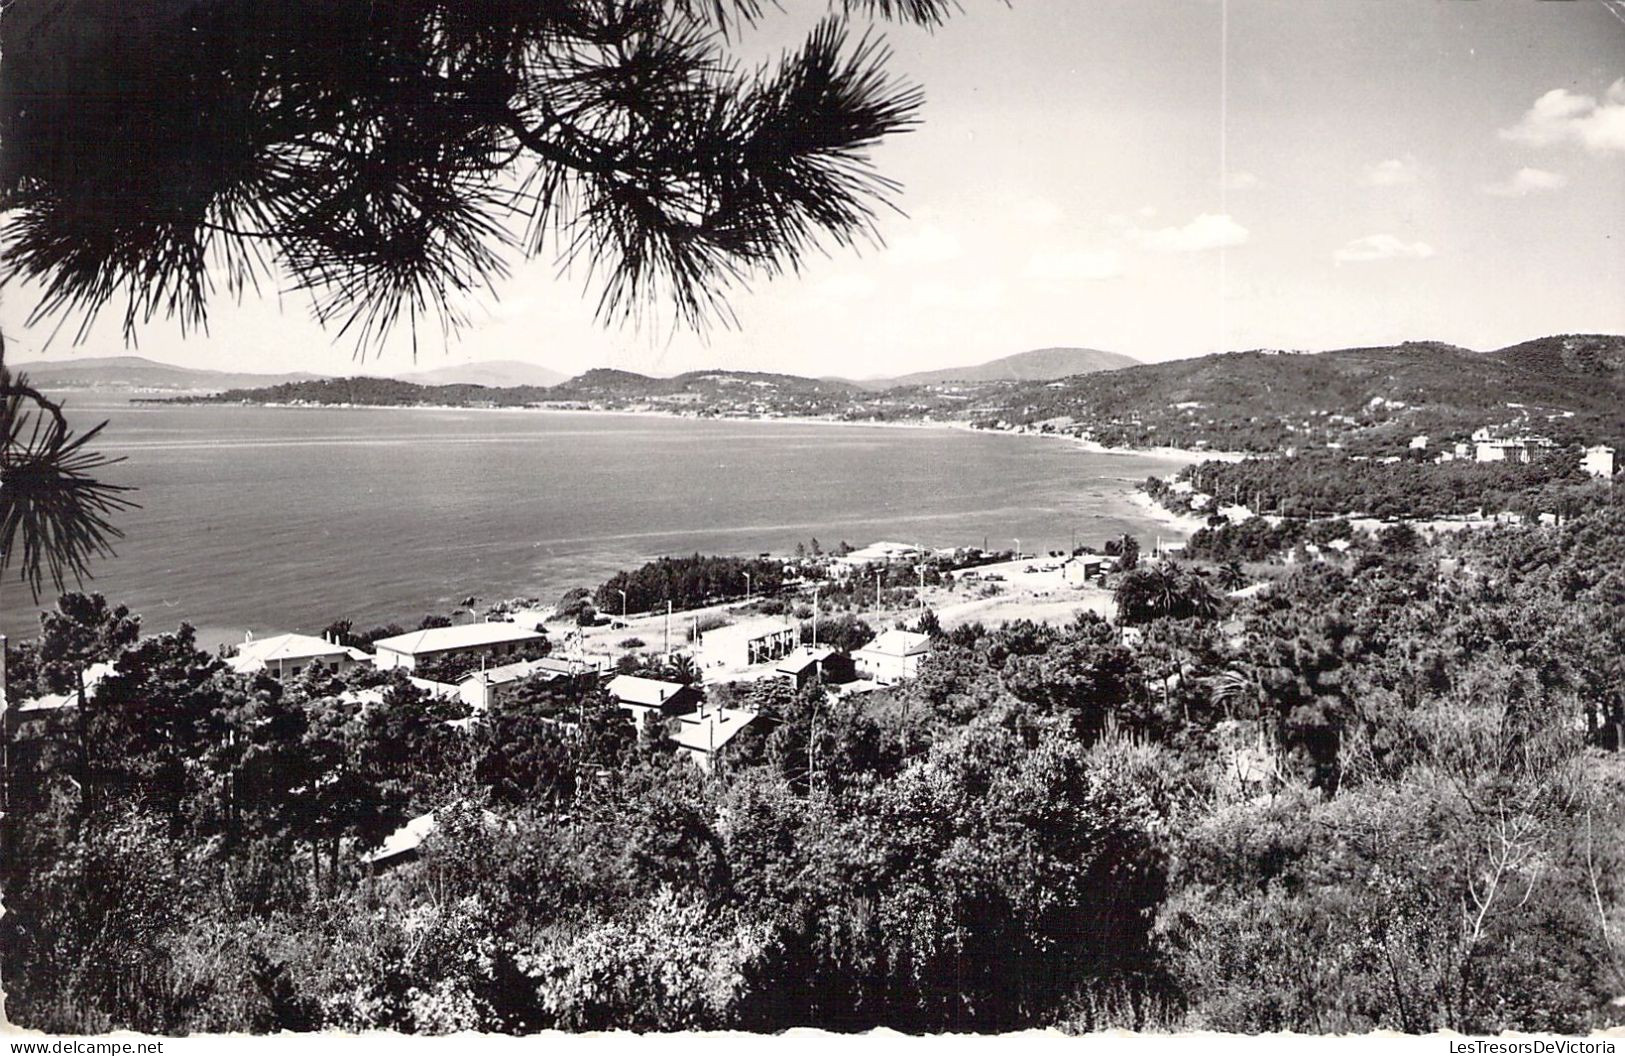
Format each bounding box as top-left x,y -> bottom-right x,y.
1125,489 -> 1213,539
3,397 -> 1237,641
145,396 -> 1259,465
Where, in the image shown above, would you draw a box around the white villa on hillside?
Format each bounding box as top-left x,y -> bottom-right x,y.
852,629 -> 932,685
1583,445 -> 1616,480
371,623 -> 548,672
230,632 -> 369,680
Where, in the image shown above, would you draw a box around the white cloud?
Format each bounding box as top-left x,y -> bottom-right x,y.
1482,167 -> 1569,197
1500,80 -> 1625,154
1361,156 -> 1423,186
1223,170 -> 1261,191
1025,248 -> 1125,282
1134,213 -> 1249,253
1333,234 -> 1437,263
885,224 -> 964,266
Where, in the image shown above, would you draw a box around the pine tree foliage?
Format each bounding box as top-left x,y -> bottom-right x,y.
0,0 -> 964,351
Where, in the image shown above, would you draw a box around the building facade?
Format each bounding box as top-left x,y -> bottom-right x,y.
371,623 -> 549,672
700,617 -> 800,670
852,629 -> 932,685
229,632 -> 369,680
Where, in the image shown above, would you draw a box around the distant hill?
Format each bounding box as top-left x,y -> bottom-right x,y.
9,355 -> 323,392
547,368 -> 863,415
174,366 -> 868,417
393,360 -> 568,388
550,367 -> 861,400
866,347 -> 1138,388
173,376 -> 554,407
135,335 -> 1625,455
1486,334 -> 1625,381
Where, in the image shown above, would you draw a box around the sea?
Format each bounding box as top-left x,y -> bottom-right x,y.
1,398 -> 1196,649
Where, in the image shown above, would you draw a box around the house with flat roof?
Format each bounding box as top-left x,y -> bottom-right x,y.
699,617 -> 799,670
371,622 -> 548,672
605,674 -> 700,722
852,629 -> 932,686
1583,445 -> 1616,480
1474,433 -> 1556,465
229,632 -> 369,680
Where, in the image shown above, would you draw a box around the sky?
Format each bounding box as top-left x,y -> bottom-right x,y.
3,0 -> 1623,379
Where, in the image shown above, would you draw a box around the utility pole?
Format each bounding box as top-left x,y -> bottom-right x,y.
812,586 -> 820,646
664,600 -> 672,656
808,698 -> 819,797
744,572 -> 752,600
875,569 -> 882,612
1013,537 -> 1021,559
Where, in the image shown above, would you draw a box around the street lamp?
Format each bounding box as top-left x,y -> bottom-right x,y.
617,589 -> 627,620
812,585 -> 820,645
1013,537 -> 1021,559
744,572 -> 752,599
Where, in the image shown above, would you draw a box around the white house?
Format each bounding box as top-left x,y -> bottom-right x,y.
774,645 -> 837,690
1064,556 -> 1108,586
458,657 -> 570,712
605,674 -> 700,722
668,707 -> 758,772
699,617 -> 799,670
852,629 -> 932,685
371,623 -> 548,672
1475,434 -> 1555,464
229,632 -> 369,680
1583,445 -> 1615,480
2,660 -> 115,729
829,540 -> 927,577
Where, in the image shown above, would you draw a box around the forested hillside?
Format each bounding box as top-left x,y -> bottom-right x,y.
6,494 -> 1625,1035
972,340 -> 1625,452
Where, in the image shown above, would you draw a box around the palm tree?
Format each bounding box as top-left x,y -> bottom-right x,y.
1217,560 -> 1247,593
1179,568 -> 1222,621
1,342 -> 136,604
668,652 -> 701,687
